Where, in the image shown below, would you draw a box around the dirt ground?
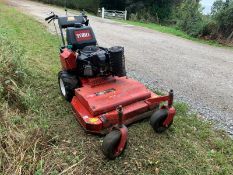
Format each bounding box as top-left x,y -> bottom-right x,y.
5,0 -> 233,135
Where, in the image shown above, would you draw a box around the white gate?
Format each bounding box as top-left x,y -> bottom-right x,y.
98,7 -> 127,20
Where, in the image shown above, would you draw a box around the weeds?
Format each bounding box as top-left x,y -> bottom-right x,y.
0,35 -> 28,111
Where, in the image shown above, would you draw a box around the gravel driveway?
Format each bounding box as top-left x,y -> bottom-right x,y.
6,0 -> 233,135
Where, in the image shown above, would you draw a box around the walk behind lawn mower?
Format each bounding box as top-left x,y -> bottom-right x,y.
45,11 -> 176,159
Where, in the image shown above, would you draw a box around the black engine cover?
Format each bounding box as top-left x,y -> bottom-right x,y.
76,46 -> 126,78
77,46 -> 110,77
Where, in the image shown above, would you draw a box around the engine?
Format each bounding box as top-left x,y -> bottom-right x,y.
77,46 -> 126,77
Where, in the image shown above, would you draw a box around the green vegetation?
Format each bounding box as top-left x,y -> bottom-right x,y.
211,0 -> 233,40
0,3 -> 233,174
31,0 -> 100,13
175,0 -> 204,37
116,20 -> 224,47
102,0 -> 233,43
31,0 -> 233,45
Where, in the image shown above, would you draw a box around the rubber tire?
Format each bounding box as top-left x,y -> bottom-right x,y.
150,109 -> 173,133
58,71 -> 78,102
102,130 -> 122,160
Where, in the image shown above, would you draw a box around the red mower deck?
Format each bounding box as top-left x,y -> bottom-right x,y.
70,76 -> 174,134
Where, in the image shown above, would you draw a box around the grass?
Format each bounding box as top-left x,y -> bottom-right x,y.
0,2 -> 233,174
116,20 -> 229,48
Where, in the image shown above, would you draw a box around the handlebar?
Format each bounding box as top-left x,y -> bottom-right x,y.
45,12 -> 89,26
48,18 -> 54,24
45,14 -> 55,21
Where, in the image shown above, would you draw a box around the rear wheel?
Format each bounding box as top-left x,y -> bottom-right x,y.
58,71 -> 79,102
150,109 -> 173,133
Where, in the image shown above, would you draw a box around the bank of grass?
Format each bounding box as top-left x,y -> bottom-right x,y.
0,3 -> 233,174
116,20 -> 228,47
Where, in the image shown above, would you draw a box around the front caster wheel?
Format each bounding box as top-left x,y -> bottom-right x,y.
150,109 -> 173,133
102,129 -> 127,160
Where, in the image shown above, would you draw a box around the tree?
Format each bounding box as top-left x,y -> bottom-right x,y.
175,0 -> 204,36
211,0 -> 225,16
123,0 -> 182,22
209,0 -> 233,39
214,1 -> 233,38
100,0 -> 125,10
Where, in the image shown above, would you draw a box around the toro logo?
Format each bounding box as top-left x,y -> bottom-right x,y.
75,30 -> 93,42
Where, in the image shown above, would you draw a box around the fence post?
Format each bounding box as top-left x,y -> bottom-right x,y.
124,10 -> 127,20
102,7 -> 105,19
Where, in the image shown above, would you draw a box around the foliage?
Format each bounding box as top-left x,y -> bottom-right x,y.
31,0 -> 100,13
201,18 -> 218,38
212,0 -> 233,39
175,0 -> 204,37
100,0 -> 233,41
124,0 -> 182,23
211,0 -> 226,16
100,0 -> 125,10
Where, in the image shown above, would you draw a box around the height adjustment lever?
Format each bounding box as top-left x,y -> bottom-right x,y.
116,105 -> 123,128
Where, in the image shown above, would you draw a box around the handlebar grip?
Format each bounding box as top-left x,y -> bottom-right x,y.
45,14 -> 55,21
48,18 -> 53,24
